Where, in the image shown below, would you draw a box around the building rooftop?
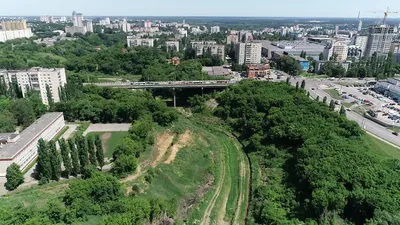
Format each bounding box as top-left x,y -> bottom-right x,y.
0,133 -> 19,142
4,68 -> 65,73
202,66 -> 232,76
0,112 -> 63,159
260,40 -> 325,56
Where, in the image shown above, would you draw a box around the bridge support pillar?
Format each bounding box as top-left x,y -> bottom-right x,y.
173,88 -> 176,108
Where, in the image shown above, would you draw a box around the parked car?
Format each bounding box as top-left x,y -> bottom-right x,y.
393,132 -> 399,136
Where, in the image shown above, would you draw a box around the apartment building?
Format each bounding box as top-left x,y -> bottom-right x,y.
365,25 -> 396,57
235,42 -> 262,65
0,113 -> 65,176
0,20 -> 33,42
211,26 -> 220,33
127,36 -> 155,47
166,41 -> 179,51
0,68 -> 67,105
191,41 -> 225,60
323,41 -> 349,61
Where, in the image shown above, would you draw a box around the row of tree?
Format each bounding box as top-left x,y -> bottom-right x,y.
36,136 -> 104,185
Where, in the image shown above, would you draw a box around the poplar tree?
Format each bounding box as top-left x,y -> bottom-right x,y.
95,135 -> 105,169
68,138 -> 80,176
49,140 -> 61,181
37,139 -> 51,184
59,138 -> 72,177
87,136 -> 97,166
76,136 -> 88,171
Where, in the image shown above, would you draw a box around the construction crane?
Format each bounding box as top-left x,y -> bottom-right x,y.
369,7 -> 398,25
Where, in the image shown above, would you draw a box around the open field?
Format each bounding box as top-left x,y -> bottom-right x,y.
96,74 -> 142,82
363,134 -> 400,160
86,131 -> 128,158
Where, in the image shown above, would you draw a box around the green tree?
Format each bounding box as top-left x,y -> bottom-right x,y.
45,84 -> 54,108
339,105 -> 346,116
301,80 -> 305,89
37,139 -> 51,184
76,136 -> 88,171
316,96 -> 320,101
295,82 -> 299,91
323,96 -> 327,103
329,100 -> 335,111
10,99 -> 35,129
5,163 -> 24,191
49,140 -> 61,181
307,92 -> 310,97
59,138 -> 72,177
87,136 -> 97,166
112,154 -> 138,178
286,77 -> 290,84
95,135 -> 105,169
68,138 -> 80,176
319,52 -> 324,60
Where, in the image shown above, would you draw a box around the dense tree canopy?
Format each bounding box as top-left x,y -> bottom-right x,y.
216,80 -> 400,224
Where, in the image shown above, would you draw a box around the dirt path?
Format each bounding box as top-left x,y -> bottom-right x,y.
200,142 -> 227,225
233,144 -> 250,225
120,164 -> 144,183
164,130 -> 192,164
100,132 -> 112,154
152,131 -> 175,167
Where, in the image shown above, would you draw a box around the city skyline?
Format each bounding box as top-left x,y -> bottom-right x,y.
1,0 -> 399,18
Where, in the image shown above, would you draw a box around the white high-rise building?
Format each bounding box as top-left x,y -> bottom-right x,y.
211,26 -> 220,33
235,42 -> 262,65
121,19 -> 131,32
0,68 -> 67,105
86,20 -> 93,33
105,17 -> 111,25
0,20 -> 33,42
323,41 -> 348,61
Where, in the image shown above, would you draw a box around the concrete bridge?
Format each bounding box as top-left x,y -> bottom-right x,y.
84,80 -> 236,89
84,80 -> 237,107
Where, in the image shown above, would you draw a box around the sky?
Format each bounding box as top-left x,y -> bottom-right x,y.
0,0 -> 399,18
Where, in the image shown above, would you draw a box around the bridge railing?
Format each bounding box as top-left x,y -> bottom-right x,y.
85,80 -> 237,86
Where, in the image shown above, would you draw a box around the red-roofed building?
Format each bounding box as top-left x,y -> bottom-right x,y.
247,64 -> 270,78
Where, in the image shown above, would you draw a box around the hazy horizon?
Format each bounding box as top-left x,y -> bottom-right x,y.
1,0 -> 399,18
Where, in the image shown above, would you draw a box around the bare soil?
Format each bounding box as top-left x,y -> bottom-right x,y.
164,130 -> 193,164
101,132 -> 112,154
152,130 -> 175,167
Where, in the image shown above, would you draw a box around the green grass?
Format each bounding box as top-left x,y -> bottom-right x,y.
53,126 -> 69,141
0,180 -> 71,209
86,131 -> 129,158
363,134 -> 400,160
342,102 -> 354,108
35,52 -> 67,63
323,89 -> 341,100
95,74 -> 142,83
74,121 -> 91,137
22,158 -> 38,174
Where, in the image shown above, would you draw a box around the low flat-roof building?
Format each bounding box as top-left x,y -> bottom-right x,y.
202,66 -> 232,76
247,64 -> 270,78
260,40 -> 325,59
0,112 -> 65,176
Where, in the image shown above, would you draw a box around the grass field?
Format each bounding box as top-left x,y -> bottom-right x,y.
86,131 -> 128,158
323,89 -> 341,100
363,134 -> 400,160
53,126 -> 69,141
0,180 -> 71,209
35,52 -> 67,63
96,75 -> 142,83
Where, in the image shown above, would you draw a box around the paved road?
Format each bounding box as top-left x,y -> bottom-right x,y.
275,72 -> 400,147
83,123 -> 131,136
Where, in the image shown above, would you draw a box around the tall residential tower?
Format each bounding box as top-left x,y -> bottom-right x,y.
365,25 -> 396,57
